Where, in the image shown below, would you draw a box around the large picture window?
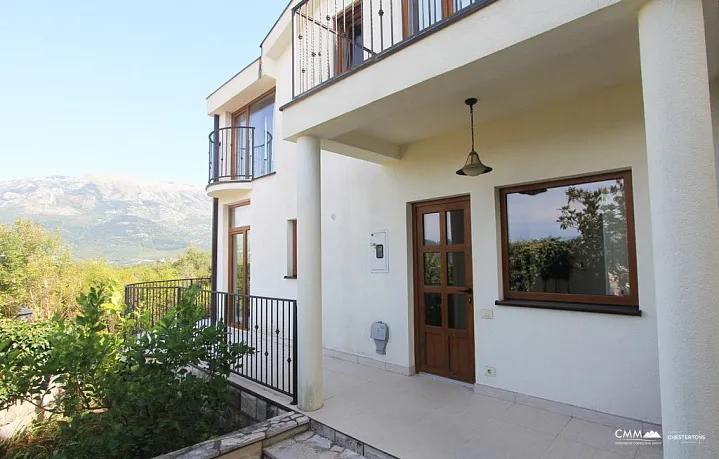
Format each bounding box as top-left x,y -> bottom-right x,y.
499,171 -> 638,308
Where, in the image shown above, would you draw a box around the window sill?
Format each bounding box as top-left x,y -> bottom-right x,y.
495,299 -> 641,317
283,275 -> 297,280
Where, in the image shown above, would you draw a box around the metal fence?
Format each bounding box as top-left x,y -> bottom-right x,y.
123,281 -> 298,404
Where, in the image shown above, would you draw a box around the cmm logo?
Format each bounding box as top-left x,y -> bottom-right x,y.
615,430 -> 662,441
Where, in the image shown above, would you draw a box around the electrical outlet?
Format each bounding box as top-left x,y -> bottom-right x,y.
485,366 -> 496,377
481,309 -> 494,319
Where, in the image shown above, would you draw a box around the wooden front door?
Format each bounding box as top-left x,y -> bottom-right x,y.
413,196 -> 475,383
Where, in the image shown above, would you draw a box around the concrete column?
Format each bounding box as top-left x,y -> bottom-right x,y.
639,1 -> 719,457
296,135 -> 323,411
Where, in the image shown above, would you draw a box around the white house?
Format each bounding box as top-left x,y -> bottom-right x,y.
204,1 -> 719,457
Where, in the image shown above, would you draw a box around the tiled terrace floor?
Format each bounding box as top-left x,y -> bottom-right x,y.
231,356 -> 663,459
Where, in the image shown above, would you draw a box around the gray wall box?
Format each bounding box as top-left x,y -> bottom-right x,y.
369,230 -> 388,273
370,321 -> 389,355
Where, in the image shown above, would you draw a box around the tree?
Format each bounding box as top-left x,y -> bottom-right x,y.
0,219 -> 74,318
557,180 -> 630,296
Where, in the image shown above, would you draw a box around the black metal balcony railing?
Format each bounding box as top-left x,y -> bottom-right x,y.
208,126 -> 275,185
123,281 -> 298,404
124,278 -> 211,324
292,0 -> 495,98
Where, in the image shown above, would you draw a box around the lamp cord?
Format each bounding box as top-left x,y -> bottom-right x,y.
469,102 -> 475,152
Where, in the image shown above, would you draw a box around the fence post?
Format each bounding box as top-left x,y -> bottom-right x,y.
292,300 -> 298,405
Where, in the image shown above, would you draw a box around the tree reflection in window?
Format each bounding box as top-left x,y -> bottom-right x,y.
504,174 -> 633,300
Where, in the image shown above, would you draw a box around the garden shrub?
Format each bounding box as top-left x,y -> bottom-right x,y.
0,283 -> 252,459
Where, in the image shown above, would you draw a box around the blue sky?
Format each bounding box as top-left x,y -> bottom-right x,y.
0,1 -> 288,186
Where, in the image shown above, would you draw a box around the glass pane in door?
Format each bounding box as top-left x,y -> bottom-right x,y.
447,252 -> 466,286
453,0 -> 475,12
409,0 -> 444,35
249,94 -> 275,177
233,113 -> 248,178
446,210 -> 465,244
423,212 -> 440,246
231,232 -> 245,296
448,294 -> 468,330
229,294 -> 245,327
424,253 -> 441,285
424,293 -> 442,326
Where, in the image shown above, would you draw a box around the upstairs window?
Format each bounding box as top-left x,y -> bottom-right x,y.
499,171 -> 638,307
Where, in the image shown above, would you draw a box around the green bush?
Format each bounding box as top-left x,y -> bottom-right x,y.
507,237 -> 574,292
0,283 -> 252,459
0,319 -> 57,411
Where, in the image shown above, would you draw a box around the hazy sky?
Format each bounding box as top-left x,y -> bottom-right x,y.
0,1 -> 289,186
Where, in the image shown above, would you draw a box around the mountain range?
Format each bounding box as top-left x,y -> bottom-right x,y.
0,176 -> 211,265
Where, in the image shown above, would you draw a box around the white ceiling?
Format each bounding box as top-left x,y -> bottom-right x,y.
351,6 -> 642,146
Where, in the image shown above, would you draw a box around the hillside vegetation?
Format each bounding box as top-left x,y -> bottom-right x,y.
0,219 -> 210,319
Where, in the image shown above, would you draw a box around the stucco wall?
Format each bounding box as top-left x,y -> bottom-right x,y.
320,82 -> 661,423
214,46 -> 298,305
712,77 -> 719,203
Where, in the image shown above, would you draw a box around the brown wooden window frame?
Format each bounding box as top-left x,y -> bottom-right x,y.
498,170 -> 640,311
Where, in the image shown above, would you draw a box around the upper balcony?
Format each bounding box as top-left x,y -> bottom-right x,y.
290,0 -> 498,99
282,0 -> 639,160
206,125 -> 275,198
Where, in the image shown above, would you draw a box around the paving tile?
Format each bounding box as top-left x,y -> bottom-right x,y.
635,444 -> 663,459
541,437 -> 630,459
503,425 -> 556,459
299,356 -> 656,459
560,418 -> 638,457
500,403 -> 571,435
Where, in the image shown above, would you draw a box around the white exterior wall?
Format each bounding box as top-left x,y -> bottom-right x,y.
320,82 -> 661,423
214,46 -> 298,303
712,77 -> 719,202
212,78 -> 662,423
199,4 -> 719,424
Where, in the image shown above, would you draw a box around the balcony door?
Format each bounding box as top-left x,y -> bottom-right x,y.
228,203 -> 250,328
413,196 -> 475,383
335,1 -> 364,74
231,111 -> 250,180
231,89 -> 276,180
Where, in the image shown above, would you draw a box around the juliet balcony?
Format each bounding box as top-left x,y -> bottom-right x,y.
206,125 -> 275,197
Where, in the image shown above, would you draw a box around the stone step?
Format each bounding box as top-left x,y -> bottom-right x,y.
263,431 -> 365,459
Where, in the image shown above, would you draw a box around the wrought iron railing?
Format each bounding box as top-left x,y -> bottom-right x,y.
123,282 -> 298,404
291,0 -> 496,98
124,278 -> 211,324
208,126 -> 275,185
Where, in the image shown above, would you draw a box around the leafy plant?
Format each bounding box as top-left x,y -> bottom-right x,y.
0,283 -> 253,459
